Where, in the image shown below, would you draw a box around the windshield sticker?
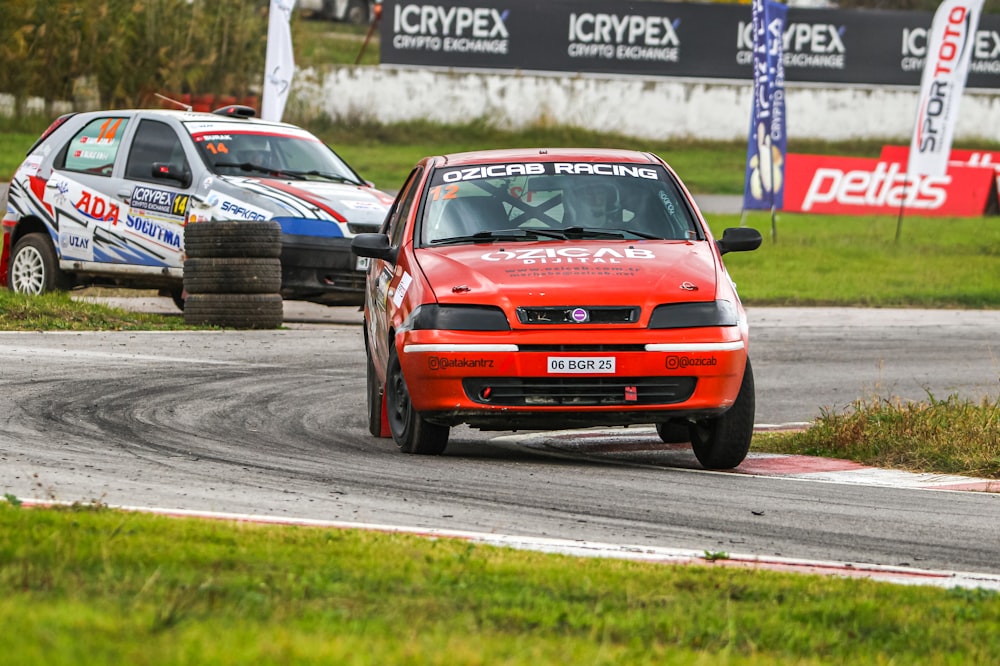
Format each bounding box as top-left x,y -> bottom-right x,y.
440,162 -> 659,183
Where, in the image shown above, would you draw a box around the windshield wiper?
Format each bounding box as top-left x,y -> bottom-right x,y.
562,226 -> 625,239
212,161 -> 276,176
277,169 -> 358,183
562,226 -> 663,240
429,228 -> 568,246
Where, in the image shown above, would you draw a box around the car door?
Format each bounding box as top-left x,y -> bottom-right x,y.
109,118 -> 192,271
368,166 -> 422,371
43,115 -> 130,264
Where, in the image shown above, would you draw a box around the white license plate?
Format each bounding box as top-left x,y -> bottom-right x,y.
355,256 -> 370,271
547,356 -> 616,374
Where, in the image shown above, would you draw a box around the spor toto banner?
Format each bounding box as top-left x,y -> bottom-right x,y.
381,0 -> 1000,88
907,0 -> 983,178
782,153 -> 997,216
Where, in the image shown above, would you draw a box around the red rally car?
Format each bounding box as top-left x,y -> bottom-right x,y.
352,148 -> 762,469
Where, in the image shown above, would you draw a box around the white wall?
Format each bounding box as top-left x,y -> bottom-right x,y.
289,65 -> 1000,143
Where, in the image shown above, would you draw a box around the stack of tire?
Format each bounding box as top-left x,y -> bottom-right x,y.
182,219 -> 284,329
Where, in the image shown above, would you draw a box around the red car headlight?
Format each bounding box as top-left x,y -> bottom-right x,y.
648,300 -> 739,329
403,304 -> 511,332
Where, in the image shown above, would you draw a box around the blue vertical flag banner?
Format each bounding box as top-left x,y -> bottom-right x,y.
743,0 -> 787,211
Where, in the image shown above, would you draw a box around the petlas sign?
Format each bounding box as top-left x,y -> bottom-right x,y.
782,153 -> 996,216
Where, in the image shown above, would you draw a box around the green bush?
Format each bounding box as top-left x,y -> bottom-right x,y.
0,0 -> 269,113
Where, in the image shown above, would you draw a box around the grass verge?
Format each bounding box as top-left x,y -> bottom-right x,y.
2,501 -> 999,665
754,393 -> 1000,479
0,290 -> 192,331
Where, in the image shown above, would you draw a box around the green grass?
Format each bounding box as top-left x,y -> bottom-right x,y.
714,213 -> 1000,308
0,290 -> 192,331
3,502 -> 1000,666
294,15 -> 380,69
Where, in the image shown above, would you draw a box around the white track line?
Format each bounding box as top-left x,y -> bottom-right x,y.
13,499 -> 1000,591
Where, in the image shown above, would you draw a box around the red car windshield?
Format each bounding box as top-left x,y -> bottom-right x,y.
420,162 -> 700,245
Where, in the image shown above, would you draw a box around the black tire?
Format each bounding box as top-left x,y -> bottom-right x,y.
655,421 -> 691,444
183,293 -> 284,329
183,257 -> 281,294
690,359 -> 756,469
366,346 -> 389,438
385,345 -> 448,454
184,220 -> 282,259
169,288 -> 186,312
7,233 -> 72,294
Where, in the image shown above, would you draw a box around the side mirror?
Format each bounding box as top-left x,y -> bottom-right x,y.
351,233 -> 397,264
717,227 -> 762,255
152,162 -> 191,188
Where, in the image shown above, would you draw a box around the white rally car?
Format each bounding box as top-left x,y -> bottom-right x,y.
1,105 -> 392,308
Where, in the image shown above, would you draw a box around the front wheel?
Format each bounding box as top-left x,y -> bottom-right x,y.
8,233 -> 71,294
385,345 -> 449,454
655,421 -> 691,444
690,359 -> 755,470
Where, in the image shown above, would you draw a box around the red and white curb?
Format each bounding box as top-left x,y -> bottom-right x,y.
12,499 -> 1000,592
493,426 -> 1000,494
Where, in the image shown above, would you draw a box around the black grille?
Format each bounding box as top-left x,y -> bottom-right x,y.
516,306 -> 639,325
320,269 -> 367,290
463,376 -> 696,406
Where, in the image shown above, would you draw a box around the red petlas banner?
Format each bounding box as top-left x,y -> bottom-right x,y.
782,153 -> 996,217
880,145 -> 1000,169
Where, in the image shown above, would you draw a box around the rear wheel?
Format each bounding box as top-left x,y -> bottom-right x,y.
366,346 -> 390,438
690,359 -> 755,469
8,233 -> 71,294
385,345 -> 449,454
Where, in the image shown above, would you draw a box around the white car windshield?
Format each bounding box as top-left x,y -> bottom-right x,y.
187,125 -> 363,184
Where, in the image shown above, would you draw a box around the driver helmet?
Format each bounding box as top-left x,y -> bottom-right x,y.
568,181 -> 621,227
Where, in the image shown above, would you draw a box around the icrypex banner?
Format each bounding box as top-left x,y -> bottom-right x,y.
782,153 -> 996,217
743,0 -> 787,211
907,0 -> 984,178
380,1 -> 1000,88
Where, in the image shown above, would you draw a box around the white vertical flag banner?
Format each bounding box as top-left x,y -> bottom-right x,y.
908,0 -> 983,178
262,0 -> 296,122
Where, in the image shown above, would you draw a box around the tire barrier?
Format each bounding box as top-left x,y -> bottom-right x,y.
182,219 -> 284,329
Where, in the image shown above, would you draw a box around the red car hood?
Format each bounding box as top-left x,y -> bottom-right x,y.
415,239 -> 721,307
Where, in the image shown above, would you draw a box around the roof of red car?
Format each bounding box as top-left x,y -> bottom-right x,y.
434,147 -> 662,166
